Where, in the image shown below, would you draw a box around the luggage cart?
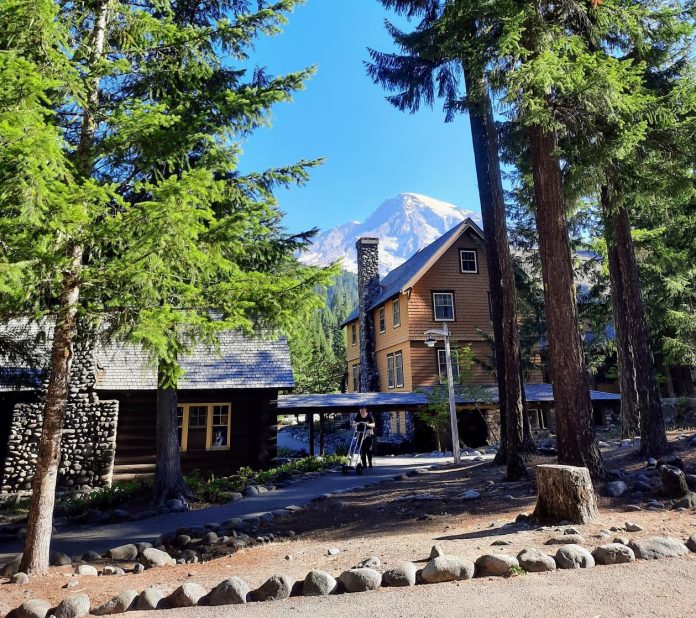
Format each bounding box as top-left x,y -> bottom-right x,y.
342,422 -> 368,474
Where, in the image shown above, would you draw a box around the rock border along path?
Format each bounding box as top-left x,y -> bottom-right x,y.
0,455 -> 462,564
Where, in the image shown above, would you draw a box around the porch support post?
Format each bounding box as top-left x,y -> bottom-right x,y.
308,413 -> 315,457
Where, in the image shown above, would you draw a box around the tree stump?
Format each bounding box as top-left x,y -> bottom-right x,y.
533,464 -> 599,524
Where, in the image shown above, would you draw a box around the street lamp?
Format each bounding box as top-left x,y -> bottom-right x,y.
424,322 -> 461,464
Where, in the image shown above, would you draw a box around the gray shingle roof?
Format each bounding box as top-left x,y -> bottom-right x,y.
0,322 -> 294,392
341,220 -> 482,326
277,383 -> 619,410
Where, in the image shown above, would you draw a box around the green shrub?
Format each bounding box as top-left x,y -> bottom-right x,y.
60,480 -> 148,515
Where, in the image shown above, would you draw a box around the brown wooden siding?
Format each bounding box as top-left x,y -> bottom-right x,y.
101,388 -> 278,478
410,340 -> 497,388
346,321 -> 359,364
408,231 -> 493,342
373,294 -> 410,351
376,343 -> 412,392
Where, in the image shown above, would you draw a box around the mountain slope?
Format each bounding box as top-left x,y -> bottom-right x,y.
300,193 -> 481,273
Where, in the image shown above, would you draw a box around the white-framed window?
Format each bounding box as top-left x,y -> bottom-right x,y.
352,364 -> 359,391
392,298 -> 401,328
437,349 -> 461,384
176,403 -> 231,452
432,291 -> 455,321
387,354 -> 395,389
379,306 -> 386,333
459,249 -> 478,273
390,411 -> 407,435
394,351 -> 404,387
351,322 -> 357,346
528,408 -> 549,430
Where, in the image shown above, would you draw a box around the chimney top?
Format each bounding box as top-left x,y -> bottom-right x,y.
356,237 -> 379,249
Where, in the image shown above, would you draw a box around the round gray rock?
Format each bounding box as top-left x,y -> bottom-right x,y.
75,564 -> 98,576
53,594 -> 91,618
106,544 -> 138,561
49,551 -> 72,567
592,543 -> 635,565
1,554 -> 22,577
475,553 -> 520,577
421,556 -> 475,583
517,548 -> 556,573
628,536 -> 689,560
92,589 -> 138,615
687,534 -> 696,553
355,556 -> 381,569
7,599 -> 52,618
207,577 -> 250,605
555,545 -> 595,569
338,568 -> 382,592
135,587 -> 164,611
381,562 -> 417,587
142,547 -> 175,568
251,574 -> 294,601
544,534 -> 584,545
166,583 -> 207,608
81,551 -> 102,561
606,481 -> 628,497
11,572 -> 29,584
303,570 -> 337,596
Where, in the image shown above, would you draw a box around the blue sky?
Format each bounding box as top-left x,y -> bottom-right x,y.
238,0 -> 479,234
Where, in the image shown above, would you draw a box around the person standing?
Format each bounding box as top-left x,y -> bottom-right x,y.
353,407 -> 376,469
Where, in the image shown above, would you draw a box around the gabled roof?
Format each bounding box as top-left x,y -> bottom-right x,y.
0,323 -> 294,392
341,219 -> 484,326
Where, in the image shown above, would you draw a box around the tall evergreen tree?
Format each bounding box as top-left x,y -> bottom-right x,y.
0,0 -> 330,574
367,0 -> 530,479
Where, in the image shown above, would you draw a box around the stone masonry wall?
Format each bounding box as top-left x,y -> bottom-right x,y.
1,344 -> 119,494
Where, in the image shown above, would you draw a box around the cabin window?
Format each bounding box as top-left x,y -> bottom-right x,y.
351,322 -> 357,346
387,354 -> 395,389
437,349 -> 461,384
390,411 -> 407,435
432,291 -> 455,321
528,408 -> 549,430
177,403 -> 232,452
352,364 -> 359,391
392,298 -> 401,327
379,306 -> 386,333
394,351 -> 404,387
459,249 -> 478,273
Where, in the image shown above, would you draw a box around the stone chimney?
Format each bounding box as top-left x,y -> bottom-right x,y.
356,237 -> 381,393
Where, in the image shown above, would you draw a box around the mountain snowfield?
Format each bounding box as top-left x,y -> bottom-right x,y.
300,193 -> 482,273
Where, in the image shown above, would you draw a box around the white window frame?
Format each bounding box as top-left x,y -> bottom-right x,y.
379,306 -> 386,333
394,351 -> 404,387
437,349 -> 461,384
352,364 -> 359,391
459,249 -> 478,273
351,322 -> 357,346
392,298 -> 401,328
387,354 -> 395,389
432,291 -> 455,321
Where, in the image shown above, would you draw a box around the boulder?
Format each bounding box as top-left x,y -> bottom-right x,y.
624,522 -> 642,532
207,577 -> 250,605
166,583 -> 207,608
243,486 -> 259,497
687,534 -> 696,553
49,551 -> 72,567
202,531 -> 219,545
327,547 -> 341,556
606,481 -> 628,497
106,544 -> 138,561
517,548 -> 556,573
656,455 -> 684,470
1,554 -> 22,577
6,599 -> 52,618
166,498 -> 187,512
421,556 -> 475,583
251,574 -> 294,601
102,566 -> 125,576
302,570 -> 338,596
142,547 -> 175,568
661,465 -> 690,498
628,536 -> 689,560
592,544 -> 635,565
338,568 -> 382,593
554,545 -> 595,569
81,551 -> 102,561
474,554 -> 519,577
91,589 -> 138,615
135,587 -> 164,611
355,556 -> 381,569
429,545 -> 445,559
75,565 -> 98,576
11,572 -> 30,585
381,562 -> 417,587
544,534 -> 584,545
53,594 -> 91,618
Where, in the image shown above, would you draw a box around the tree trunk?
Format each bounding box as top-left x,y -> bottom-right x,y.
19,246 -> 82,576
528,125 -> 603,479
20,0 -> 110,575
602,185 -> 669,456
533,464 -> 599,524
463,59 -> 528,480
152,369 -> 191,505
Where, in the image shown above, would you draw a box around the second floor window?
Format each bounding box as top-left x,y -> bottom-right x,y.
379,306 -> 386,333
387,351 -> 404,388
432,291 -> 455,321
459,249 -> 478,273
387,354 -> 395,388
352,364 -> 359,391
351,322 -> 357,346
392,298 -> 401,327
437,349 -> 461,384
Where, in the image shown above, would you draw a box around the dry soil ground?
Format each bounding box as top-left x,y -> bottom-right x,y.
2,434 -> 695,617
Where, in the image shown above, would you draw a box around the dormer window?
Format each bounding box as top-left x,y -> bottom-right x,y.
459,249 -> 478,273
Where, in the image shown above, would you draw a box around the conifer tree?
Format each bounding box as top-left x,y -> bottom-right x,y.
0,0 -> 330,574
368,0 -> 531,479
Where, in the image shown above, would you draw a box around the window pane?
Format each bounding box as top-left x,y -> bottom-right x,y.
211,404 -> 229,448
379,307 -> 385,332
177,407 -> 184,448
395,352 -> 404,387
460,250 -> 477,272
188,405 -> 208,428
433,293 -> 454,320
393,299 -> 400,327
387,354 -> 395,388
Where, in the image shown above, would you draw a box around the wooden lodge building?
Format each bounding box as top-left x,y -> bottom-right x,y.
338,220 -> 619,449
0,328 -> 293,493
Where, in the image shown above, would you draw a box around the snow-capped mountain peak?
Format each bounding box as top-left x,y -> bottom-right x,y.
300,193 -> 481,274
